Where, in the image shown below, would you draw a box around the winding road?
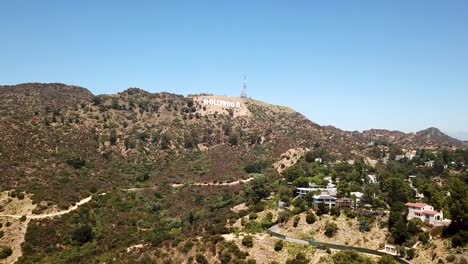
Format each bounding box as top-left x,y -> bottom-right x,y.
268,224 -> 411,264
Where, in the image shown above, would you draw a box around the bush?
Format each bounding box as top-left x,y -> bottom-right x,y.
277,211 -> 291,223
242,235 -> 254,248
306,212 -> 317,224
406,248 -> 415,260
330,207 -> 341,217
446,255 -> 456,263
293,216 -> 300,227
378,255 -> 398,264
0,246 -> 13,260
71,225 -> 94,245
195,254 -> 208,264
359,219 -> 371,232
419,232 -> 430,245
274,240 -> 283,252
286,253 -> 309,264
316,203 -> 329,216
324,221 -> 338,238
451,230 -> 468,248
0,231 -> 4,239
66,157 -> 86,169
109,129 -> 117,145
332,250 -> 374,264
249,213 -> 258,220
344,209 -> 357,219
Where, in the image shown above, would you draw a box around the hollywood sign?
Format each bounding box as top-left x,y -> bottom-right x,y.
203,98 -> 241,108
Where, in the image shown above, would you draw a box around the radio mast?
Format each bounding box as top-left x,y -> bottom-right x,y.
240,75 -> 247,98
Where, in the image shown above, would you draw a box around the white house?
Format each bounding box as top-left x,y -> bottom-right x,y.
405,202 -> 449,226
297,184 -> 337,198
313,194 -> 337,207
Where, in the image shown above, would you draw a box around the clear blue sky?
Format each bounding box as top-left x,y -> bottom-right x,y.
1,1 -> 468,139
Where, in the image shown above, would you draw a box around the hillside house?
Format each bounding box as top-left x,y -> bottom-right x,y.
425,161 -> 435,167
297,184 -> 337,198
405,202 -> 450,226
336,197 -> 353,208
313,195 -> 337,207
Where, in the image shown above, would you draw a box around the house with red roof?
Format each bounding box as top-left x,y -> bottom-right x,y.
405,202 -> 450,226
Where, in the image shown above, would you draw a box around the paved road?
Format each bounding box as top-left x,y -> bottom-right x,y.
268,224 -> 411,264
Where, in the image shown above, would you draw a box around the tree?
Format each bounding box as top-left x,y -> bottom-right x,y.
92,96 -> 102,105
392,220 -> 409,245
316,203 -> 329,216
245,176 -> 271,203
447,176 -> 468,233
71,225 -> 94,245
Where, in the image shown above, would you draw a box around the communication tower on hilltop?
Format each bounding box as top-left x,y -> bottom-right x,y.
240,75 -> 247,98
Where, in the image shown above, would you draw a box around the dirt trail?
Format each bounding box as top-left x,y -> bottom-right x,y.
0,193 -> 103,264
0,196 -> 92,219
124,177 -> 254,192
190,177 -> 254,186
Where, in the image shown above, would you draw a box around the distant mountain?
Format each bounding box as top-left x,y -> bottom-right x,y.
361,127 -> 468,149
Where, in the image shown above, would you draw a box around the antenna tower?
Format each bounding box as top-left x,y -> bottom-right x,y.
240,75 -> 247,98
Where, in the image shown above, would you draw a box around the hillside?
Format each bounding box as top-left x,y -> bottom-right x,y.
1,83 -> 465,206
1,83 -> 467,264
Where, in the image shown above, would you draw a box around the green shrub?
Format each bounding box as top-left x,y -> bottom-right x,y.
195,254 -> 208,264
344,209 -> 357,219
446,255 -> 456,263
71,225 -> 94,245
0,246 -> 13,260
316,203 -> 329,216
306,212 -> 317,224
274,240 -> 283,252
378,255 -> 398,264
406,248 -> 415,260
324,221 -> 338,238
330,207 -> 341,217
242,235 -> 254,248
419,231 -> 430,245
286,253 -> 309,264
452,230 -> 468,248
332,250 -> 374,264
293,216 -> 300,227
249,212 -> 258,220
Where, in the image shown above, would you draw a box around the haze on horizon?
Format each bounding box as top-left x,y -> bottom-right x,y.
1,0 -> 468,140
